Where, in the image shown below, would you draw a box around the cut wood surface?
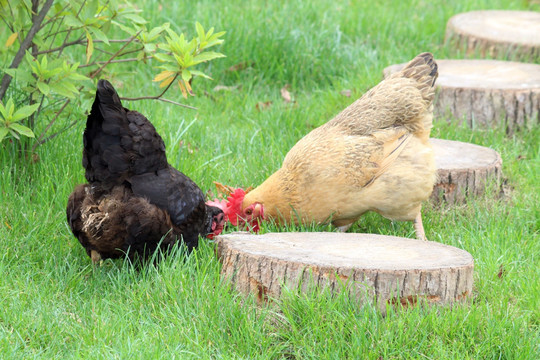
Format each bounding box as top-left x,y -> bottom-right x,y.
216,232 -> 474,311
431,138 -> 503,204
384,59 -> 540,131
445,10 -> 540,62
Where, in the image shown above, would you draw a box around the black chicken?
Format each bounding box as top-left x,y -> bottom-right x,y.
67,79 -> 224,263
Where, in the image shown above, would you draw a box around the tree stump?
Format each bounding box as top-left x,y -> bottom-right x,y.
383,59 -> 540,131
216,232 -> 474,311
431,138 -> 503,204
445,10 -> 540,62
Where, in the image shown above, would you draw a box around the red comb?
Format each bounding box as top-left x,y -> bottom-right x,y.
224,188 -> 246,226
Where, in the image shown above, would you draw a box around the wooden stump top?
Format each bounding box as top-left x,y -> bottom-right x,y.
384,59 -> 540,90
217,232 -> 473,271
447,10 -> 540,47
431,138 -> 502,171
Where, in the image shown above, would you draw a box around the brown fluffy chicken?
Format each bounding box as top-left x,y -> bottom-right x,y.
215,52 -> 438,240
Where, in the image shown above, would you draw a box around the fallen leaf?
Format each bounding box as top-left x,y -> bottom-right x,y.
497,264 -> 506,279
213,85 -> 240,92
256,101 -> 273,111
340,89 -> 352,97
280,85 -> 292,103
227,62 -> 254,72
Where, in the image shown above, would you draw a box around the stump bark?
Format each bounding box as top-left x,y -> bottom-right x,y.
445,10 -> 540,62
383,59 -> 540,131
216,232 -> 474,311
431,138 -> 503,204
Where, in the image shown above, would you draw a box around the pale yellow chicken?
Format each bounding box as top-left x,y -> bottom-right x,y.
214,52 -> 438,240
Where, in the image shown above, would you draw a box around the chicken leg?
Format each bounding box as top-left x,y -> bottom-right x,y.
414,212 -> 428,241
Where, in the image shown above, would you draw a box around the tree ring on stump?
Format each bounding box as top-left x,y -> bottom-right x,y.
216,232 -> 474,311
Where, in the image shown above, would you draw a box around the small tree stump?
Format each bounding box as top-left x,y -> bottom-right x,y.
431,138 -> 503,204
216,232 -> 474,311
445,10 -> 540,62
383,59 -> 540,131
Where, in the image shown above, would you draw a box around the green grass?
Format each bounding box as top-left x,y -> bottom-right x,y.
1,0 -> 539,358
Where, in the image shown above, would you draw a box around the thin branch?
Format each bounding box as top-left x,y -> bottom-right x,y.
121,94 -> 198,110
0,14 -> 16,33
154,97 -> 198,110
31,98 -> 71,153
41,4 -> 70,28
34,39 -> 86,55
78,55 -> 152,68
35,37 -> 142,56
33,118 -> 78,147
0,0 -> 55,101
88,30 -> 142,79
119,73 -> 197,110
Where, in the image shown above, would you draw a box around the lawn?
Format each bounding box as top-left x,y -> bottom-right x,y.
1,0 -> 539,358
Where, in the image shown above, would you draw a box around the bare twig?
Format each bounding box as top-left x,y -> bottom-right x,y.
154,98 -> 198,109
33,118 -> 78,147
88,30 -> 142,79
78,55 -> 152,68
119,72 -> 198,110
0,0 -> 55,101
34,37 -> 142,55
31,99 -> 71,153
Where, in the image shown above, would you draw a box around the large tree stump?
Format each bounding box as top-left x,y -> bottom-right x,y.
383,59 -> 540,131
445,10 -> 540,62
216,232 -> 474,311
431,138 -> 503,204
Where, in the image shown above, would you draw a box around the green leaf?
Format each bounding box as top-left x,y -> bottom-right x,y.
183,51 -> 193,67
196,22 -> 205,42
189,70 -> 212,80
36,82 -> 50,96
153,53 -> 174,63
49,81 -> 78,98
144,43 -> 156,53
85,31 -> 94,64
3,68 -> 35,84
11,103 -> 40,122
111,20 -> 136,36
6,98 -> 15,118
148,23 -> 169,39
68,72 -> 90,81
90,26 -> 109,45
8,128 -> 19,140
64,14 -> 84,28
122,13 -> 147,25
9,123 -> 35,138
181,69 -> 192,83
0,127 -> 8,142
192,51 -> 226,65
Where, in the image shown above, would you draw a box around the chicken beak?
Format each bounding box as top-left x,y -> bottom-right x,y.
252,203 -> 264,219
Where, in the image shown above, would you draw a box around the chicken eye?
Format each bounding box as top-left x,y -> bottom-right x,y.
245,209 -> 252,215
